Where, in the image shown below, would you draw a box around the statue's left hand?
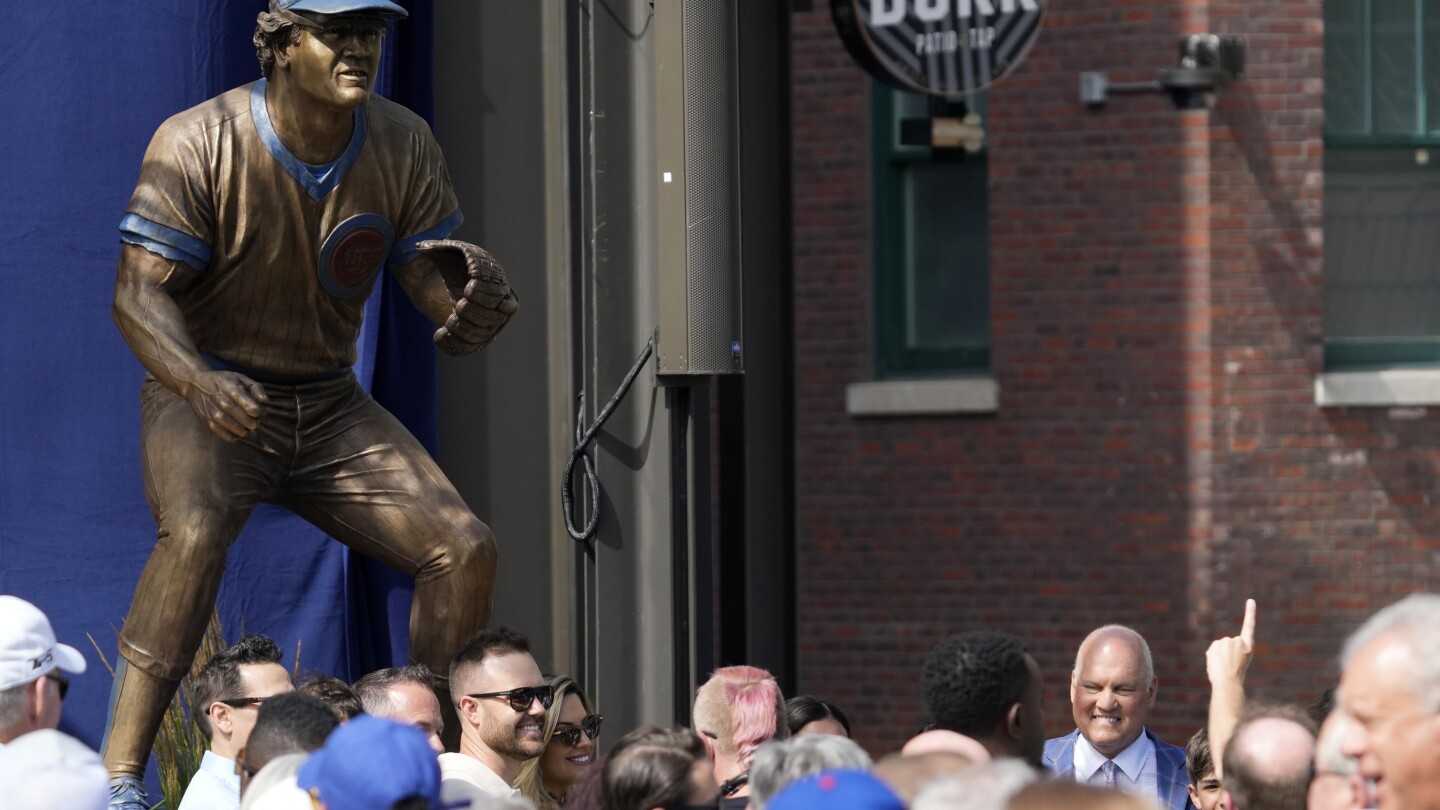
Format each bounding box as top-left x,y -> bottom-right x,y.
417,239 -> 519,357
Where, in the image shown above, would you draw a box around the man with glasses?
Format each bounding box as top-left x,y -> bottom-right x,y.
0,595 -> 86,746
442,627 -> 550,799
179,635 -> 295,810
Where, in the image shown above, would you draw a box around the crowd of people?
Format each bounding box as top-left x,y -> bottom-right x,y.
1,592 -> 1436,810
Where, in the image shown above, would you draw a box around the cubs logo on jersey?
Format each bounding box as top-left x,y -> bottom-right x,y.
319,213 -> 394,298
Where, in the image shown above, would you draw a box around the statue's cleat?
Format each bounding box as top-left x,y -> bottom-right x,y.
108,776 -> 151,810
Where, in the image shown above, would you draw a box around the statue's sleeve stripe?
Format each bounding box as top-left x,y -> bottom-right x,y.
388,209 -> 464,269
119,214 -> 212,272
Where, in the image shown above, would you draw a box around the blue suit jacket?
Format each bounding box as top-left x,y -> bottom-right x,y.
1043,729 -> 1196,810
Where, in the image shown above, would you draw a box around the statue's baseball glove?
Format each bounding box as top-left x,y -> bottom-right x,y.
417,239 -> 519,356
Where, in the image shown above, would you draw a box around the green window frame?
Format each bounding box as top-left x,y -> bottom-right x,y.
1324,0 -> 1440,368
872,85 -> 991,377
1324,0 -> 1440,146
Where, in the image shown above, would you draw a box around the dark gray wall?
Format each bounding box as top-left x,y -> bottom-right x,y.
431,0 -> 683,733
432,2 -> 561,670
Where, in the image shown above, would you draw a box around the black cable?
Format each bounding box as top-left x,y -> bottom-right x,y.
562,337 -> 655,542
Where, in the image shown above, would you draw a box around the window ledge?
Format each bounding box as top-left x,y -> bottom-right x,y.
1315,369 -> 1440,407
846,376 -> 998,416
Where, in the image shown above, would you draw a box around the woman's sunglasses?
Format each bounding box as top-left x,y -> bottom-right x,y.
552,713 -> 604,747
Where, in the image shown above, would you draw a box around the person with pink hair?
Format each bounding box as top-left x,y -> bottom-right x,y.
692,666 -> 789,810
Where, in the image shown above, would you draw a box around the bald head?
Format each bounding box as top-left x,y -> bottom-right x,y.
873,751 -> 976,805
902,730 -> 992,763
1074,626 -> 1154,687
1069,626 -> 1157,756
1222,712 -> 1316,810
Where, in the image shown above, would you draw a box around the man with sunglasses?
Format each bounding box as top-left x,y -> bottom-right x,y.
0,595 -> 86,747
442,627 -> 551,799
178,635 -> 295,810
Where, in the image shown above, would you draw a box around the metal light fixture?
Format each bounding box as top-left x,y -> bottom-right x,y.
1080,35 -> 1246,110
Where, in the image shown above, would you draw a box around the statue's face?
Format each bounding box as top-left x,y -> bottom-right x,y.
282,16 -> 386,110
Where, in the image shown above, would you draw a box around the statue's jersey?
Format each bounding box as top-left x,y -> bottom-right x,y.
120,79 -> 461,379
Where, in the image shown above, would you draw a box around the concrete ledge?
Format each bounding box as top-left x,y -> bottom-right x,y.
846,377 -> 999,416
1315,370 -> 1440,407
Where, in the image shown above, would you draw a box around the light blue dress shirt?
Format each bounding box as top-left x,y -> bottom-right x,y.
1073,729 -> 1158,799
177,750 -> 241,810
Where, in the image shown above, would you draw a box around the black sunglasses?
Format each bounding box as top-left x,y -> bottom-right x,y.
552,713 -> 604,747
45,672 -> 68,700
468,685 -> 555,712
217,696 -> 269,708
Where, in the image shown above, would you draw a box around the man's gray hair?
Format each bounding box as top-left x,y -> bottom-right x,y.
0,682 -> 27,731
1074,625 -> 1155,687
352,663 -> 436,717
912,759 -> 1040,810
749,734 -> 873,810
1341,593 -> 1440,712
1314,712 -> 1359,778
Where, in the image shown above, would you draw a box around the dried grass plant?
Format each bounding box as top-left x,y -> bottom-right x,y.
90,611 -> 227,810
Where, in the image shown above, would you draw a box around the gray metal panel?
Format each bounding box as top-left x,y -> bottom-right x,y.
682,0 -> 744,374
655,0 -> 744,375
656,1 -> 691,373
573,0 -> 678,734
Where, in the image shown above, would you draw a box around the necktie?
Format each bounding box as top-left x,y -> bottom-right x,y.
1101,760 -> 1118,790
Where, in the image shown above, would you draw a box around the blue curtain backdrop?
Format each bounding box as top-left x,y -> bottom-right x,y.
0,0 -> 439,782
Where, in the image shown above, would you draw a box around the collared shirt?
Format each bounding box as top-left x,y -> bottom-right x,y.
1073,729 -> 1157,800
439,752 -> 520,799
177,750 -> 241,810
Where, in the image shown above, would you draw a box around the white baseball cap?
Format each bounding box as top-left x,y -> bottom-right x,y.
0,729 -> 109,810
0,595 -> 87,691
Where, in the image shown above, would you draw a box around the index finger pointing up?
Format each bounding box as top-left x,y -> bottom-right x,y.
1240,598 -> 1257,645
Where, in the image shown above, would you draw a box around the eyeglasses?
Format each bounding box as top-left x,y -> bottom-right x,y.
45,672 -> 68,700
552,714 -> 604,747
467,685 -> 555,712
217,696 -> 269,708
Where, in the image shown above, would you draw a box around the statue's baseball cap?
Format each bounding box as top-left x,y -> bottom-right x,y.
297,715 -> 467,810
274,0 -> 408,18
0,595 -> 86,691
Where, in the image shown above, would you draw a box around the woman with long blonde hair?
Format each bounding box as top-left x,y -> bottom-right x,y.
515,675 -> 603,809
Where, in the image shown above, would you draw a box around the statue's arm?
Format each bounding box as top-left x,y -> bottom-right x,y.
112,244 -> 268,442
389,251 -> 457,328
391,242 -> 518,357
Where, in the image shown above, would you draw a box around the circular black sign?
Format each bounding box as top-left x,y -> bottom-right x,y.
832,0 -> 1046,97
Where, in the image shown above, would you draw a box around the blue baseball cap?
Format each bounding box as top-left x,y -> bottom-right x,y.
297,715 -> 458,810
766,771 -> 905,810
274,0 -> 408,18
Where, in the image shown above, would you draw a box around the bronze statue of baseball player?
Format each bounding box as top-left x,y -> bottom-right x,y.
105,2 -> 515,806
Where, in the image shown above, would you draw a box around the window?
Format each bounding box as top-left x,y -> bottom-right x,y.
872,85 -> 990,377
1324,0 -> 1440,367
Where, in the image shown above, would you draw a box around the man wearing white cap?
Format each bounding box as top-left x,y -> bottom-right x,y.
0,594 -> 87,746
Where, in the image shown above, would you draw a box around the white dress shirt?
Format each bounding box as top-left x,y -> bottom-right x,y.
1073,730 -> 1157,800
177,750 -> 241,810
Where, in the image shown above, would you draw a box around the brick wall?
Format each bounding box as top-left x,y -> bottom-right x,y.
791,0 -> 1440,757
